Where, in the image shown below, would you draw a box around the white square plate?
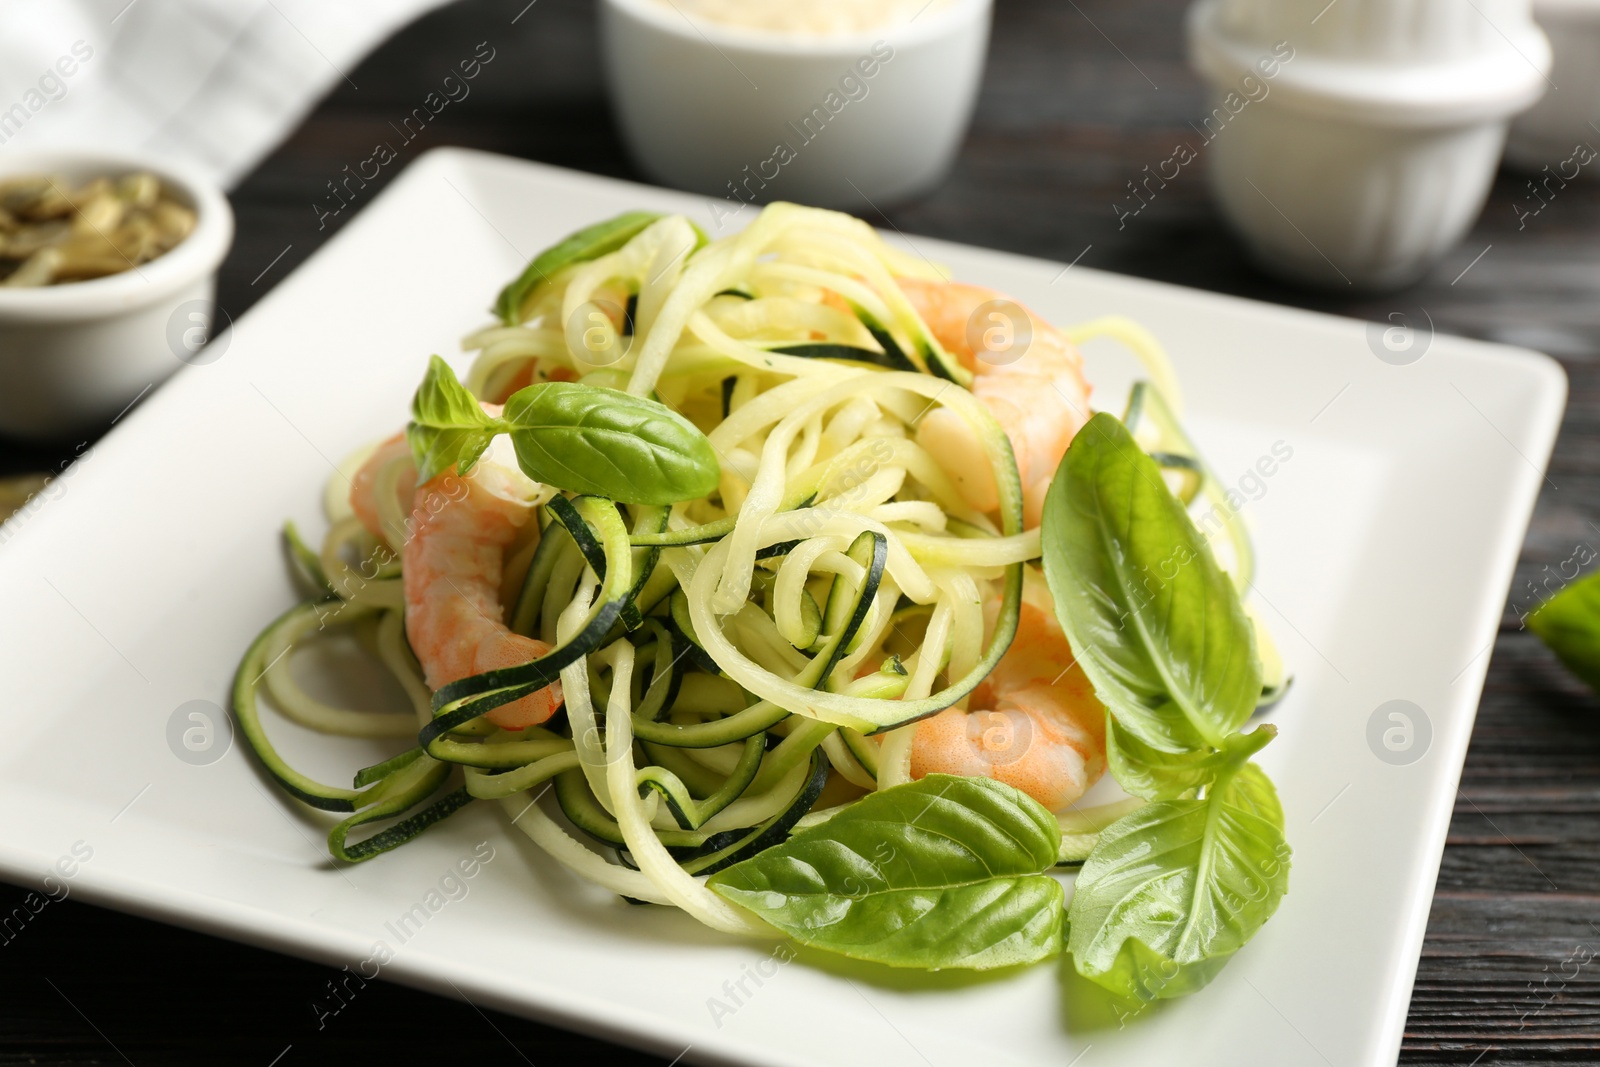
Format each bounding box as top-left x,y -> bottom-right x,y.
0,148 -> 1564,1067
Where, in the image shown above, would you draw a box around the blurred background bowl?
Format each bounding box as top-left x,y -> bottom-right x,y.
1188,0 -> 1550,291
599,0 -> 991,211
0,151 -> 233,442
1508,0 -> 1600,170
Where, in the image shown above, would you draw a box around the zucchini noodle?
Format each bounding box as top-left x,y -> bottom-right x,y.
233,201 -> 1278,939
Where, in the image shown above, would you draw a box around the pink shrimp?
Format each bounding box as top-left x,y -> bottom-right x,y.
909,571 -> 1106,812
349,434 -> 416,546
898,278 -> 1092,529
350,425 -> 562,730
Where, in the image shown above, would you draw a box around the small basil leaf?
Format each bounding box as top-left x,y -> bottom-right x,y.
406,425 -> 497,487
1106,718 -> 1230,801
406,355 -> 499,483
1040,412 -> 1260,753
493,211 -> 664,326
708,775 -> 1064,970
502,383 -> 719,505
1528,571 -> 1600,693
412,354 -> 490,428
1068,756 -> 1289,1000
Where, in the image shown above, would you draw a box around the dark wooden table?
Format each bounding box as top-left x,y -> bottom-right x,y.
5,0 -> 1596,1063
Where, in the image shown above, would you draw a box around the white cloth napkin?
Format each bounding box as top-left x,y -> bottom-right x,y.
0,0 -> 454,187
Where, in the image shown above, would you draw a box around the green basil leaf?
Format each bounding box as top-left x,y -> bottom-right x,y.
411,354 -> 490,427
493,211 -> 664,325
1529,571 -> 1600,693
406,355 -> 499,483
1106,718 -> 1230,801
1040,412 -> 1260,753
1068,756 -> 1289,1000
708,775 -> 1064,970
502,382 -> 719,505
406,424 -> 498,487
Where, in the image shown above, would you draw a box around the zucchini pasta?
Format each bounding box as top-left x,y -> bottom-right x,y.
234,202 -> 1282,971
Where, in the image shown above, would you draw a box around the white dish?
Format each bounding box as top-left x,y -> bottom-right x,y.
0,150 -> 233,440
599,0 -> 990,209
0,148 -> 1564,1066
1187,0 -> 1550,289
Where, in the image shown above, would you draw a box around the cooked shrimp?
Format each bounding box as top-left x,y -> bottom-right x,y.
351,426 -> 562,730
349,433 -> 416,548
899,278 -> 1092,528
909,571 -> 1106,812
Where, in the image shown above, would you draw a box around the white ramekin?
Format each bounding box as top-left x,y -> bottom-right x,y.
1507,0 -> 1600,169
0,151 -> 234,441
599,0 -> 991,209
1187,0 -> 1550,290
1207,0 -> 1539,64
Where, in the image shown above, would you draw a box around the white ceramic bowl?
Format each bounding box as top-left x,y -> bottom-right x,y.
1207,0 -> 1538,63
0,151 -> 233,441
599,0 -> 991,211
1507,0 -> 1600,169
1188,0 -> 1550,290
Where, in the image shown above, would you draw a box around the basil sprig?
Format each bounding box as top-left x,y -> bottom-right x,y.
1041,412 -> 1289,1000
407,356 -> 502,487
404,356 -> 719,505
708,775 -> 1064,970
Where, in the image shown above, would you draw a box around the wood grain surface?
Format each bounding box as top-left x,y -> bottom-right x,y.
2,1 -> 1595,1063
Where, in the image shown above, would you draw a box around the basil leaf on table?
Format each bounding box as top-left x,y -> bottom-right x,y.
1067,753 -> 1289,1000
406,355 -> 499,483
493,210 -> 663,326
502,382 -> 719,505
1529,571 -> 1600,693
708,775 -> 1065,970
1040,412 -> 1260,753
